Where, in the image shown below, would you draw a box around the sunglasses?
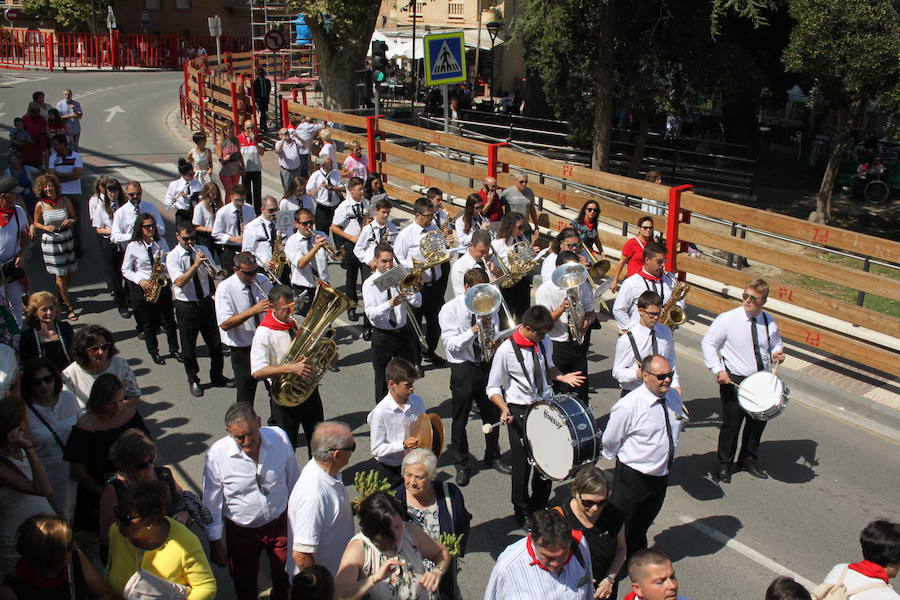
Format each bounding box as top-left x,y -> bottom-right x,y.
141,224 -> 155,229
742,293 -> 763,303
585,207 -> 598,212
87,342 -> 111,352
645,371 -> 675,381
329,442 -> 356,453
640,225 -> 653,230
579,496 -> 607,510
296,220 -> 314,226
641,310 -> 661,317
131,458 -> 155,470
30,374 -> 55,385
562,242 -> 579,249
239,268 -> 259,276
180,235 -> 196,241
113,505 -> 141,525
126,192 -> 141,198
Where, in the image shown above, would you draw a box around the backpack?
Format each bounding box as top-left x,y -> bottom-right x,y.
812,566 -> 889,600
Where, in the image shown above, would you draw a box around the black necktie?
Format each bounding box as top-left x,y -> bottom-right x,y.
247,285 -> 260,327
471,313 -> 482,363
658,397 -> 675,471
531,345 -> 545,398
188,249 -> 205,299
386,288 -> 397,328
268,222 -> 276,250
352,203 -> 362,224
650,329 -> 658,355
145,243 -> 154,266
236,207 -> 243,234
305,237 -> 319,277
378,226 -> 387,244
750,316 -> 765,372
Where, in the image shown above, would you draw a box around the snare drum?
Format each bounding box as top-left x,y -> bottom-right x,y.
737,371 -> 789,421
525,394 -> 602,480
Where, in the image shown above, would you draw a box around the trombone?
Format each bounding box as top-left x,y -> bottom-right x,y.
256,256 -> 284,285
398,287 -> 427,350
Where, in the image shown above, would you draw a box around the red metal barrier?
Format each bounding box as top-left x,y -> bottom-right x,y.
0,29 -> 51,70
665,184 -> 693,278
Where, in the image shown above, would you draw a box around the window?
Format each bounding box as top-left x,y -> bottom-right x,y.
448,1 -> 465,18
175,0 -> 190,8
145,0 -> 160,9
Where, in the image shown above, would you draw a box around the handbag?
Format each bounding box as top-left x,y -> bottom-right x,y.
122,549 -> 189,600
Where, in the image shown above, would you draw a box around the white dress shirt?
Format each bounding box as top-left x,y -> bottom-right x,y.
202,426 -> 300,540
293,122 -> 323,155
306,168 -> 343,208
701,306 -> 783,377
353,221 -> 398,265
242,216 -> 279,264
612,323 -> 679,390
540,252 -> 558,284
90,200 -> 114,234
486,337 -> 555,405
279,194 -> 313,215
449,251 -> 495,297
332,198 -> 369,239
612,270 -> 683,330
362,271 -> 421,330
215,273 -> 273,347
484,536 -> 593,600
601,385 -> 684,477
250,319 -> 294,376
164,176 -> 202,211
394,222 -> 443,283
121,239 -> 169,284
284,230 -> 330,287
192,202 -> 216,231
432,207 -> 450,232
439,295 -> 499,364
367,393 -> 426,466
165,243 -> 218,301
534,279 -> 594,343
286,460 -> 354,577
212,202 -> 256,246
454,214 -> 486,250
110,201 -> 165,244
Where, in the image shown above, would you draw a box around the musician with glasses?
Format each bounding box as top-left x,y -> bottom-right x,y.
353,198 -> 397,340
612,291 -> 679,397
203,402 -> 300,600
492,211 -> 539,326
284,208 -> 330,315
110,181 -> 165,246
242,195 -> 284,283
331,177 -> 369,323
701,278 -> 784,483
455,192 -> 488,250
488,305 -> 586,531
536,250 -> 596,403
167,223 -> 233,397
212,183 -> 256,273
541,227 -> 586,284
450,229 -> 500,297
612,242 -> 682,331
602,354 -> 684,558
216,251 -> 273,406
610,216 -> 655,294
439,267 -> 508,487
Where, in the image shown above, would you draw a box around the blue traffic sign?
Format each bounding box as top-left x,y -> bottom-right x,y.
424,32 -> 467,86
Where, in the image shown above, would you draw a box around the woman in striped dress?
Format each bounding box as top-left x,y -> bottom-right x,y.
33,173 -> 78,320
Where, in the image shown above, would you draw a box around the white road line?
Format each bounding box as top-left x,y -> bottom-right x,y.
110,165 -> 170,209
677,514 -> 816,589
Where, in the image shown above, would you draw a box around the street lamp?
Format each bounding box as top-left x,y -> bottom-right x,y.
486,21 -> 501,107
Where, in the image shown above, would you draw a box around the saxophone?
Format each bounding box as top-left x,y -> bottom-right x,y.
270,280 -> 355,406
144,249 -> 168,303
659,278 -> 690,328
270,230 -> 287,276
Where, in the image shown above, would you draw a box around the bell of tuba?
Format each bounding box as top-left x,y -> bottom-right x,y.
496,241 -> 544,288
659,279 -> 690,328
551,263 -> 588,345
271,279 -> 355,407
464,283 -> 503,362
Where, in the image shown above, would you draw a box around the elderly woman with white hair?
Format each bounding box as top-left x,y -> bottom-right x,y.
393,448 -> 471,600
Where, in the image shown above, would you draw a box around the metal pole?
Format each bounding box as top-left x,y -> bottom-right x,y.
443,83 -> 450,159
273,59 -> 279,130
489,38 -> 495,107
374,82 -> 381,117
215,34 -> 221,61
411,0 -> 417,111
474,9 -> 482,87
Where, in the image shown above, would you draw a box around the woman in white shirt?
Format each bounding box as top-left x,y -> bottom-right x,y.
491,211 -> 537,324
454,193 -> 487,251
192,182 -> 223,262
62,324 -> 142,411
280,175 -> 313,213
92,178 -> 130,318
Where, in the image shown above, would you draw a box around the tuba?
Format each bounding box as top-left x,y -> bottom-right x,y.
464,283 -> 503,362
271,280 -> 355,406
496,242 -> 547,288
144,249 -> 168,303
551,263 -> 588,345
659,279 -> 690,328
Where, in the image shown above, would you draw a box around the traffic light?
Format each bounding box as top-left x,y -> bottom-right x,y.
371,40 -> 389,84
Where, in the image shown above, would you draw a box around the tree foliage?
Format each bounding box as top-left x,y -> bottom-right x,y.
22,0 -> 111,31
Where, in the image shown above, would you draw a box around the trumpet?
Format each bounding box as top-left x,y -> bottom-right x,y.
188,243 -> 227,284
319,236 -> 345,261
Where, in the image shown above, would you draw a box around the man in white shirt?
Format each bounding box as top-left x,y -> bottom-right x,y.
602,354 -> 683,556
484,509 -> 593,600
241,195 -> 283,283
0,177 -> 30,326
47,134 -> 84,252
612,242 -> 683,331
164,159 -> 203,226
203,402 -> 300,600
353,197 -> 397,340
330,177 -> 369,322
612,290 -> 679,395
166,223 -> 232,397
110,181 -> 165,246
488,305 -> 586,529
56,89 -> 83,150
286,421 -> 355,577
362,243 -> 421,404
251,284 -> 325,454
216,252 -> 273,405
627,548 -> 688,600
306,158 -> 344,236
701,278 -> 784,483
820,520 -> 900,600
275,128 -> 303,192
535,251 -> 595,402
449,230 -> 500,297
292,116 -> 324,179
439,267 -> 507,487
284,208 -> 330,314
212,184 -> 256,273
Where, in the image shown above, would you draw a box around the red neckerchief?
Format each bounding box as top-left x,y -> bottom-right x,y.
0,207 -> 15,227
13,558 -> 69,587
849,560 -> 890,583
525,530 -> 583,571
622,594 -> 637,600
260,311 -> 295,332
512,328 -> 536,348
581,217 -> 596,231
638,268 -> 661,282
41,195 -> 60,208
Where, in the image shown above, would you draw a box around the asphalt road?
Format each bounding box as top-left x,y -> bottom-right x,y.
1,70 -> 898,600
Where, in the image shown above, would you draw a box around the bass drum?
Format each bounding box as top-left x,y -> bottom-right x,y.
525,395 -> 602,481
737,371 -> 789,421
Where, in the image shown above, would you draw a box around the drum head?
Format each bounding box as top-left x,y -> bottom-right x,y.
525,403 -> 575,480
737,372 -> 784,417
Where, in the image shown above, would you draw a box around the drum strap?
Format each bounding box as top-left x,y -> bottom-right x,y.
510,338 -> 547,400
626,330 -> 656,363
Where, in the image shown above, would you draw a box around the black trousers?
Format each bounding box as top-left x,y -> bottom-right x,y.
229,345 -> 259,406
314,205 -> 336,239
501,277 -> 531,327
375,461 -> 403,489
173,297 -> 224,384
551,333 -> 590,402
291,285 -> 316,316
242,171 -> 263,214
340,239 -> 361,303
449,361 -> 500,469
220,245 -> 240,274
257,99 -> 269,129
418,282 -> 443,356
371,327 -> 415,404
717,376 -> 767,469
610,460 -> 668,556
97,236 -> 127,308
508,403 -> 551,516
298,154 -> 310,179
127,282 -> 178,356
269,387 -> 324,457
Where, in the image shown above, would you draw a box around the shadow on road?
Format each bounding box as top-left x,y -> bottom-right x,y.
652,514 -> 742,563
759,439 -> 818,484
670,451 -> 726,501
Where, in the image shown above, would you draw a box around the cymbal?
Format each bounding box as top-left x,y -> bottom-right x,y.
411,412 -> 444,458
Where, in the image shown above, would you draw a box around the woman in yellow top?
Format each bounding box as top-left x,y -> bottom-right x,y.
107,479 -> 216,600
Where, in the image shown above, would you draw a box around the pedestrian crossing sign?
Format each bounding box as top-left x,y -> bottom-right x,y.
424,31 -> 467,86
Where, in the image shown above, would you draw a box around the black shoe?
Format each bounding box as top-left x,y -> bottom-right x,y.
362,326 -> 372,341
171,351 -> 184,363
347,308 -> 360,322
425,352 -> 448,367
118,306 -> 132,318
211,376 -> 235,388
416,364 -> 426,378
741,464 -> 769,479
487,457 -> 512,475
514,511 -> 529,532
455,465 -> 470,487
151,352 -> 165,365
189,382 -> 204,397
717,467 -> 731,484
137,331 -> 146,341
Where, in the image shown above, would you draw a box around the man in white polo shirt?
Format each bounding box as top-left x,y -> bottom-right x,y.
47,133 -> 84,254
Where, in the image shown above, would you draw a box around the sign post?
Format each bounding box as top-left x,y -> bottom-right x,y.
4,10 -> 18,64
208,15 -> 222,61
424,32 -> 467,156
263,29 -> 287,130
106,5 -> 117,69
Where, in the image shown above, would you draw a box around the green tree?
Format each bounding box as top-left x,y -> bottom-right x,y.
284,1 -> 381,109
783,0 -> 900,223
22,0 -> 111,32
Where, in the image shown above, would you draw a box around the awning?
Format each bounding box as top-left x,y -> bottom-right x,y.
371,28 -> 504,60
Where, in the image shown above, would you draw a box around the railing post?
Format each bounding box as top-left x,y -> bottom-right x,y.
366,115 -> 384,178
665,184 -> 693,279
281,97 -> 290,130
487,142 -> 509,180
856,258 -> 870,307
45,33 -> 54,71
197,70 -> 206,132
292,88 -> 298,102
301,88 -> 308,105
230,81 -> 240,133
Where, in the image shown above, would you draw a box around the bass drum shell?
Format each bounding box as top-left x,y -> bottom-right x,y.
737,371 -> 789,421
525,394 -> 601,481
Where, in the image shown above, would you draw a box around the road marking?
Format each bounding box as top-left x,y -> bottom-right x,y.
104,105 -> 124,122
677,514 -> 815,589
0,75 -> 48,86
0,102 -> 4,118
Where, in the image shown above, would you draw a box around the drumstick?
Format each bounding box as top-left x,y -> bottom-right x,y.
482,422 -> 503,434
